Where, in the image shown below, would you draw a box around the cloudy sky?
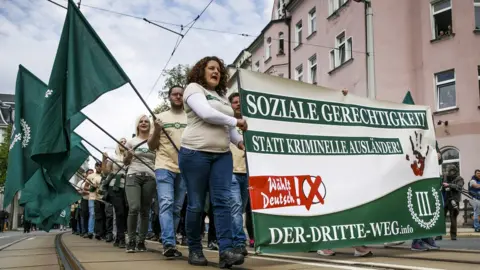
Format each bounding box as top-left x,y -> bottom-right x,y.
0,0 -> 273,167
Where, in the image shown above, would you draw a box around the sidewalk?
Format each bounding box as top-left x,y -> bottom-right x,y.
444,227 -> 479,237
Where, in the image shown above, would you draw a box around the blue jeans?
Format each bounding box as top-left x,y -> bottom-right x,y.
77,216 -> 82,233
88,200 -> 95,234
231,173 -> 249,247
472,199 -> 480,230
148,211 -> 153,233
179,147 -> 234,253
156,169 -> 186,247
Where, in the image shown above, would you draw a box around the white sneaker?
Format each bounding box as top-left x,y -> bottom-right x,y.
317,249 -> 336,256
353,246 -> 373,257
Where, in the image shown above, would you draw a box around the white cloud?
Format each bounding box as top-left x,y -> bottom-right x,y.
0,0 -> 271,168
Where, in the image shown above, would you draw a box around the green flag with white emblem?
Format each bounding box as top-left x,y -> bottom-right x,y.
3,65 -> 47,208
31,0 -> 129,176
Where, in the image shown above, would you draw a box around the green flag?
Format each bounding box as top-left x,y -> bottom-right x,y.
31,0 -> 129,171
20,168 -> 79,229
53,206 -> 71,226
402,91 -> 415,105
3,65 -> 47,208
20,137 -> 88,227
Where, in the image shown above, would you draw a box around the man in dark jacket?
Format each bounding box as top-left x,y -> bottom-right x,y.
442,164 -> 464,240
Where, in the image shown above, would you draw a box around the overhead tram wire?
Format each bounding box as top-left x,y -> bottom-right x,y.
146,0 -> 215,99
48,0 -> 367,55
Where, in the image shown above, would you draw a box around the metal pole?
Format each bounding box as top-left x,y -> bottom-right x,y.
365,0 -> 376,99
81,117 -> 156,172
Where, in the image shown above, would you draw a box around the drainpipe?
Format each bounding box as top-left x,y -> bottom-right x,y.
364,0 -> 376,99
286,17 -> 292,79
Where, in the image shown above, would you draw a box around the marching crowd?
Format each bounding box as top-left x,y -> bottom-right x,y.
63,55 -> 480,268
69,56 -> 250,268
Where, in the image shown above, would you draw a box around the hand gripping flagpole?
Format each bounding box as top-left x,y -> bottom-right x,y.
80,118 -> 156,172
76,133 -> 149,172
126,82 -> 179,153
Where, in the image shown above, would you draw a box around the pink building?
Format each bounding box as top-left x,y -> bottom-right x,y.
230,0 -> 480,215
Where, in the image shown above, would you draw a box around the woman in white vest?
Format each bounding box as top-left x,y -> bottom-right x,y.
179,56 -> 247,268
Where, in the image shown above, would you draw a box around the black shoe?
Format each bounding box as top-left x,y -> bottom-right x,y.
113,239 -> 119,247
151,235 -> 159,242
180,237 -> 187,246
233,246 -> 248,256
163,245 -> 182,258
95,235 -> 102,240
219,250 -> 244,269
451,236 -> 457,240
435,236 -> 442,241
146,232 -> 155,240
88,233 -> 94,239
105,234 -> 113,243
188,250 -> 208,266
126,241 -> 136,253
136,241 -> 147,252
208,241 -> 219,251
118,239 -> 126,249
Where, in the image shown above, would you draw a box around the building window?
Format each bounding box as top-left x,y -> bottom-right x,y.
478,66 -> 480,98
254,61 -> 260,72
435,69 -> 456,110
475,0 -> 480,29
308,54 -> 317,84
265,37 -> 272,60
431,0 -> 452,39
329,0 -> 348,16
295,20 -> 302,47
295,64 -> 303,82
308,7 -> 317,36
441,147 -> 460,176
278,32 -> 285,54
330,31 -> 352,70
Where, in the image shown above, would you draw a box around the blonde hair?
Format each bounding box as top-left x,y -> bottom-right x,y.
115,137 -> 126,157
135,114 -> 151,136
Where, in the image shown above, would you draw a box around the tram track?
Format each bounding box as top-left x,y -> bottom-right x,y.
56,232 -> 84,270
2,232 -> 478,270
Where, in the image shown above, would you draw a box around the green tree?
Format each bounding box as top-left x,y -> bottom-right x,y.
153,64 -> 190,114
0,125 -> 12,187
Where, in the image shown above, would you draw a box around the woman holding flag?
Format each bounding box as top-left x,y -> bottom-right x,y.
123,115 -> 162,253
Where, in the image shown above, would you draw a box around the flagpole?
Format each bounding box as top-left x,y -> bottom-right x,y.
75,172 -> 94,186
76,124 -> 155,172
126,82 -> 179,152
77,136 -> 124,170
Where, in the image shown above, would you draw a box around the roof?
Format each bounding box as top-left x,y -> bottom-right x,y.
246,18 -> 289,52
0,94 -> 14,103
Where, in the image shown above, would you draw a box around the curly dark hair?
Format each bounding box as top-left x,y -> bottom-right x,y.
187,56 -> 229,97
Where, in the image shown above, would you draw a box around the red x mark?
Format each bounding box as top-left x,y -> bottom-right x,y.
303,176 -> 324,210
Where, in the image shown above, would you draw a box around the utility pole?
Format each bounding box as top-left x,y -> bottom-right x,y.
354,0 -> 376,99
365,0 -> 376,99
